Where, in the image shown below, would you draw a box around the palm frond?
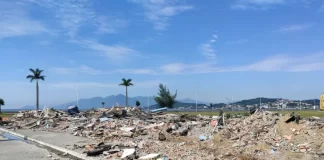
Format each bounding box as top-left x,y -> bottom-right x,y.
0,98 -> 4,105
29,68 -> 36,74
39,76 -> 45,81
28,68 -> 45,81
26,75 -> 34,79
128,82 -> 133,86
126,79 -> 132,83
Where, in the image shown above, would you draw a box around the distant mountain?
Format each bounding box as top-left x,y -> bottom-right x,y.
179,98 -> 206,104
233,97 -> 278,106
34,95 -> 204,110
149,101 -> 207,109
301,99 -> 319,105
20,96 -> 320,110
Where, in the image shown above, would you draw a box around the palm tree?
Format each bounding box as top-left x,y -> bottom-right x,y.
26,68 -> 45,111
0,98 -> 4,113
102,102 -> 105,108
119,78 -> 133,106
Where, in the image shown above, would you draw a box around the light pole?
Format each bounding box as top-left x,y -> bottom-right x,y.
226,97 -> 232,111
195,92 -> 197,112
75,84 -> 79,107
147,90 -> 150,111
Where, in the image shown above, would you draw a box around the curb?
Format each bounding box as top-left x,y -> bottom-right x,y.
0,128 -> 94,160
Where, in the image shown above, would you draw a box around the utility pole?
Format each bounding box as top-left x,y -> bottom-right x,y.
232,96 -> 234,111
300,100 -> 301,111
314,99 -> 316,110
195,92 -> 197,112
75,84 -> 79,107
147,90 -> 149,111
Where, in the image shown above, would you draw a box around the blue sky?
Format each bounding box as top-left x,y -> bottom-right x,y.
1,0 -> 324,108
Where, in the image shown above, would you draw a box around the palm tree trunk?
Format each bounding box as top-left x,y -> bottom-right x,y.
0,105 -> 1,113
36,80 -> 39,111
126,86 -> 128,106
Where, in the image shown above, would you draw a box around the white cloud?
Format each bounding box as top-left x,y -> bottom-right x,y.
0,1 -> 48,38
39,41 -> 52,45
29,0 -> 127,37
50,65 -> 104,75
129,0 -> 193,30
115,69 -> 156,75
69,40 -> 138,60
226,39 -> 248,45
159,52 -> 324,74
50,65 -> 156,75
319,4 -> 324,11
95,16 -> 128,34
276,23 -> 314,32
29,0 -> 95,37
160,63 -> 187,73
200,34 -> 218,60
231,0 -> 286,10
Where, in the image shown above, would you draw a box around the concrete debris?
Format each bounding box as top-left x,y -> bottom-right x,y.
5,108 -> 324,159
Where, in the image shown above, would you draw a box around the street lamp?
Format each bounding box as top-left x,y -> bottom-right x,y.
75,84 -> 79,107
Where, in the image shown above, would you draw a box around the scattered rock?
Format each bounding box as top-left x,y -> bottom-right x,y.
158,132 -> 166,141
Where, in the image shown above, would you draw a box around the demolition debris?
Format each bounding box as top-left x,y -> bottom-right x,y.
2,107 -> 324,160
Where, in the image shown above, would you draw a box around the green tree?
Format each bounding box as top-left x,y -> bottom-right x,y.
0,98 -> 4,113
136,101 -> 140,107
26,68 -> 45,111
102,102 -> 105,107
154,84 -> 177,108
119,78 -> 133,106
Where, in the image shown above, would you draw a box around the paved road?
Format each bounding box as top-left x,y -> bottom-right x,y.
15,129 -> 97,152
0,131 -> 70,160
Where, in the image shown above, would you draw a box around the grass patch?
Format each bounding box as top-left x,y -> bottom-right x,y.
0,112 -> 15,118
169,110 -> 324,118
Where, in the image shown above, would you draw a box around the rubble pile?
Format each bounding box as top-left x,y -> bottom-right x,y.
215,111 -> 324,159
4,108 -> 324,160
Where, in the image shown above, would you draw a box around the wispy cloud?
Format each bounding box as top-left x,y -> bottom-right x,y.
160,52 -> 324,74
129,0 -> 193,30
29,0 -> 95,37
231,0 -> 286,10
225,39 -> 248,45
95,16 -> 128,34
0,1 -> 48,38
29,0 -> 127,37
69,39 -> 138,61
200,34 -> 218,60
320,4 -> 324,11
50,65 -> 156,75
275,23 -> 314,32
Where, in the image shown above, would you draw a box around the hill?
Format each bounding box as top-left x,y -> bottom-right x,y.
149,101 -> 207,109
20,94 -> 207,110
233,97 -> 278,106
